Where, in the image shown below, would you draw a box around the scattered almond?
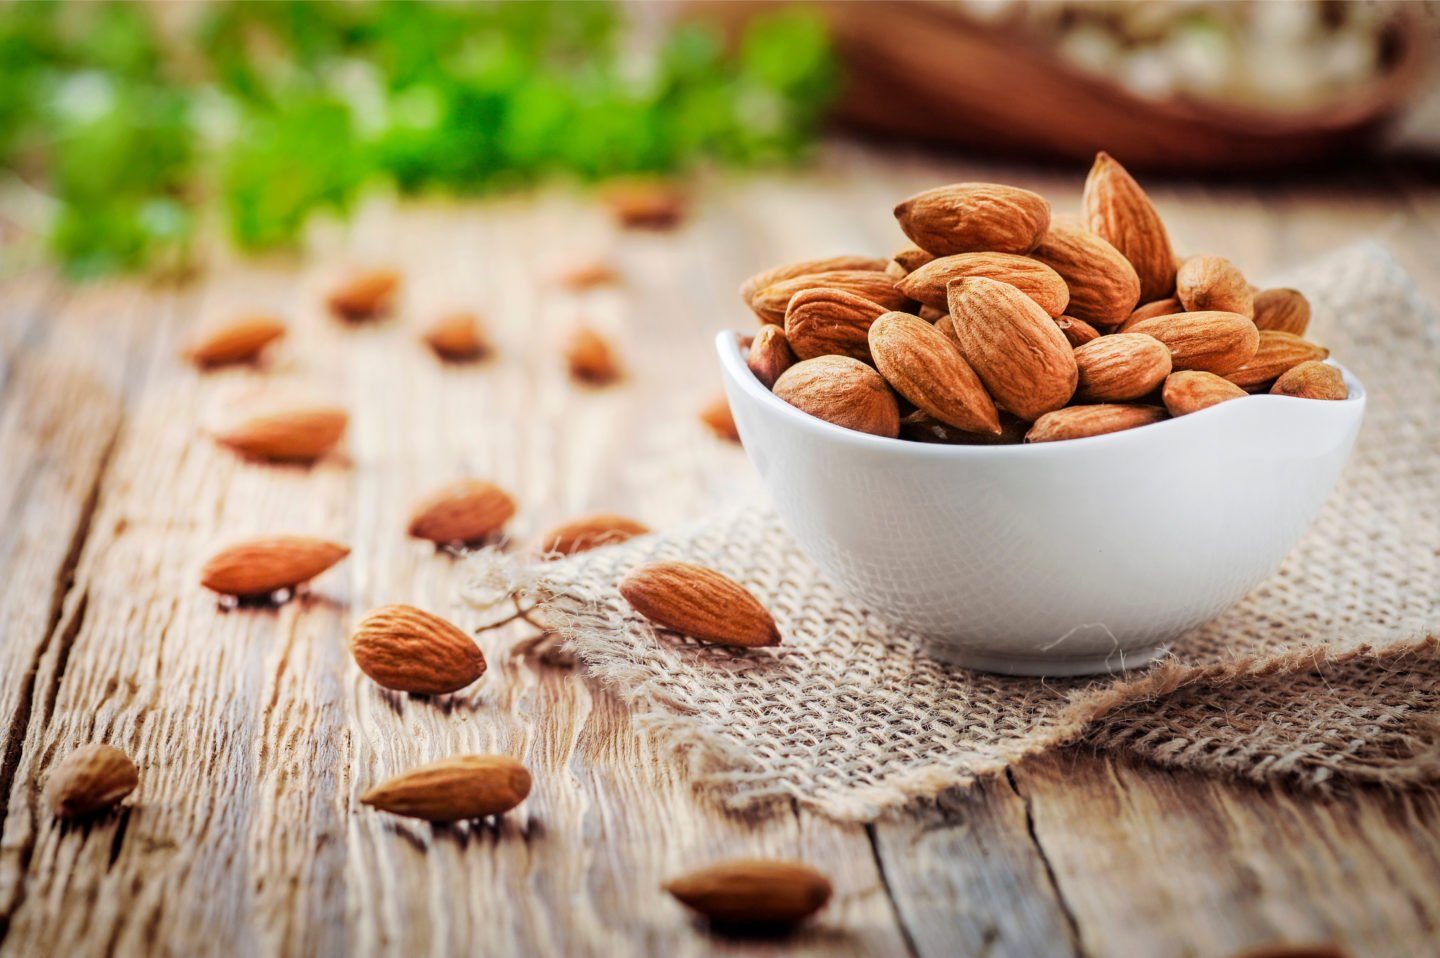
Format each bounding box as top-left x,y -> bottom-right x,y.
1162,370 -> 1249,416
946,277 -> 1077,421
897,251 -> 1069,317
894,182 -> 1050,255
619,561 -> 780,648
558,259 -> 620,290
423,312 -> 489,362
1223,330 -> 1329,391
739,255 -> 888,310
1177,255 -> 1255,318
772,356 -> 900,438
751,270 -> 908,326
360,755 -> 531,822
665,859 -> 832,928
186,314 -> 285,367
868,311 -> 1000,435
407,479 -> 516,546
1128,311 -> 1259,374
1025,404 -> 1168,443
700,394 -> 740,442
1083,152 -> 1176,303
602,178 -> 686,229
214,404 -> 348,463
1271,361 -> 1347,400
746,325 -> 797,389
201,536 -> 349,597
538,514 -> 650,557
784,287 -> 890,363
350,604 -> 486,695
1030,221 -> 1140,326
44,744 -> 139,819
1073,333 -> 1173,402
328,268 -> 400,320
566,326 -> 621,383
1252,288 -> 1312,335
1055,316 -> 1101,347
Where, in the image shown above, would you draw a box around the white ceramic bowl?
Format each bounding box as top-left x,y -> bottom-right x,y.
717,332 -> 1366,676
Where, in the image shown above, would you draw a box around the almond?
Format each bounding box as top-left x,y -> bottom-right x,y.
772,356 -> 900,438
665,859 -> 832,927
897,252 -> 1069,317
1055,316 -> 1101,347
1121,297 -> 1183,331
328,268 -> 400,320
868,311 -> 1000,434
1030,221 -> 1141,326
917,304 -> 947,323
1252,288 -> 1312,335
566,326 -> 621,383
408,479 -> 516,545
1223,330 -> 1329,391
424,312 -> 489,362
1176,255 -> 1254,318
602,178 -> 685,229
186,314 -> 285,367
700,394 -> 740,442
884,259 -> 908,281
1083,152 -> 1176,303
1271,361 -> 1347,400
1128,311 -> 1259,374
892,244 -> 937,272
945,277 -> 1077,421
1025,404 -> 1167,443
44,744 -> 139,819
539,514 -> 650,557
901,411 -> 1028,446
1073,333 -> 1172,402
751,270 -> 908,326
558,259 -> 620,290
360,755 -> 530,822
619,561 -> 780,648
201,536 -> 349,597
784,287 -> 890,362
893,183 -> 1050,255
350,604 -> 486,694
1162,370 -> 1249,416
746,325 -> 796,388
739,255 -> 888,309
215,404 -> 348,463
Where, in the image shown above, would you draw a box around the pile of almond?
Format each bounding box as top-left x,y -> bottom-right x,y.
739,152 -> 1346,444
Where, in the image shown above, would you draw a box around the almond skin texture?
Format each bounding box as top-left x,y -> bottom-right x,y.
1176,255 -> 1255,318
1055,316 -> 1101,347
894,183 -> 1050,256
917,304 -> 947,323
868,311 -> 1000,434
408,479 -> 516,545
539,514 -> 650,557
328,268 -> 400,320
350,604 -> 486,694
1128,311 -> 1259,374
1025,404 -> 1168,443
360,755 -> 530,822
186,314 -> 286,367
700,395 -> 740,442
45,744 -> 139,819
892,244 -> 937,272
1223,330 -> 1329,391
1271,361 -> 1347,400
772,356 -> 900,438
746,325 -> 796,389
619,561 -> 780,648
665,859 -> 833,927
1073,333 -> 1173,402
752,270 -> 908,326
1162,370 -> 1249,416
898,252 -> 1069,317
1252,288 -> 1312,335
901,411 -> 1029,446
1121,296 -> 1184,331
1083,152 -> 1176,303
201,536 -> 349,597
946,277 -> 1078,421
739,255 -> 888,309
1029,221 -> 1141,326
784,287 -> 890,362
424,312 -> 489,362
215,405 -> 348,463
566,327 -> 621,383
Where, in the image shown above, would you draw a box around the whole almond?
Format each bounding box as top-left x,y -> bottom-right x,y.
1162,370 -> 1249,416
1223,330 -> 1329,391
784,287 -> 890,362
408,479 -> 516,545
328,268 -> 400,320
1025,404 -> 1168,443
539,514 -> 650,557
215,404 -> 348,463
901,411 -> 1029,446
602,178 -> 685,229
1055,316 -> 1101,347
1073,333 -> 1173,402
1252,288 -> 1312,335
350,604 -> 486,694
1176,255 -> 1254,318
917,304 -> 947,323
186,314 -> 286,367
892,244 -> 937,272
1121,297 -> 1184,331
566,326 -> 621,383
946,277 -> 1077,421
752,270 -> 908,326
44,744 -> 139,819
1271,361 -> 1347,400
1030,221 -> 1141,326
1083,152 -> 1176,303
424,312 -> 489,361
772,356 -> 900,438
893,183 -> 1050,255
746,325 -> 796,388
884,259 -> 907,281
201,536 -> 349,597
898,252 -> 1069,317
739,255 -> 888,309
868,311 -> 1000,435
1128,311 -> 1259,374
558,259 -> 620,290
619,561 -> 780,647
360,755 -> 530,822
700,394 -> 740,442
665,859 -> 832,927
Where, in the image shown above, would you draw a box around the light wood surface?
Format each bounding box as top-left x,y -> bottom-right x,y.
1,143 -> 1437,958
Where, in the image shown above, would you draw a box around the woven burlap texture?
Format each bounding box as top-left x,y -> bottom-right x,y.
467,241 -> 1440,822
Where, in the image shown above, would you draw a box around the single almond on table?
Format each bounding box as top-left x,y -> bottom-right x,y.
328,268 -> 400,320
44,744 -> 139,819
201,536 -> 349,597
772,356 -> 900,438
751,270 -> 908,326
186,314 -> 286,367
565,326 -> 621,383
1271,361 -> 1347,400
350,604 -> 486,694
892,244 -> 936,272
558,259 -> 620,290
784,287 -> 890,363
946,277 -> 1077,421
407,479 -> 516,546
423,312 -> 489,362
215,404 -> 348,463
1252,288 -> 1312,336
893,182 -> 1050,255
619,561 -> 780,648
868,311 -> 1000,435
700,394 -> 740,442
1072,333 -> 1173,402
1029,221 -> 1141,326
1083,152 -> 1176,303
539,514 -> 650,557
1025,404 -> 1168,443
665,859 -> 832,927
360,755 -> 531,822
897,251 -> 1069,317
1055,316 -> 1101,347
1222,330 -> 1329,391
746,325 -> 796,389
1162,370 -> 1249,416
1121,296 -> 1183,331
1128,311 -> 1259,374
1176,255 -> 1255,318
602,178 -> 686,229
739,255 -> 888,309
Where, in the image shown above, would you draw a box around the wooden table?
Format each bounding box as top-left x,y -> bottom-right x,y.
1,143 -> 1437,958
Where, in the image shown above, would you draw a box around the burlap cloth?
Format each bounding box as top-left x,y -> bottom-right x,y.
467,241 -> 1440,821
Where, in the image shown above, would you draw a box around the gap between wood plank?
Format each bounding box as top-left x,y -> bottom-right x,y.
1005,767 -> 1084,957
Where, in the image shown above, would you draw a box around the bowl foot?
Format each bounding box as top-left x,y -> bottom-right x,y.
921,640 -> 1170,677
